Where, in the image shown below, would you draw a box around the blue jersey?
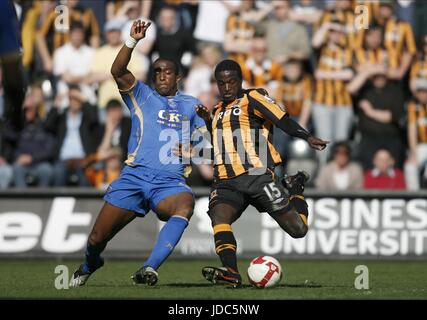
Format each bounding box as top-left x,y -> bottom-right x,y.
120,81 -> 206,178
0,0 -> 20,58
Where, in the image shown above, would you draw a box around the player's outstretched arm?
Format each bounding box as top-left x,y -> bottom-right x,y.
111,20 -> 151,91
248,90 -> 329,151
277,115 -> 329,151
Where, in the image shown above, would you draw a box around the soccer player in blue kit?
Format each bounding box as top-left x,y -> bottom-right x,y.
70,20 -> 206,287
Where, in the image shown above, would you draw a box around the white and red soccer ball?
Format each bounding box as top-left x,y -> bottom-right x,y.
247,256 -> 283,288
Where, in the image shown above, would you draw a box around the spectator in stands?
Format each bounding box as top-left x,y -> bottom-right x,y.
410,34 -> 427,94
355,24 -> 399,76
36,0 -> 100,74
97,99 -> 131,163
12,97 -> 55,187
53,22 -> 96,108
193,0 -> 241,48
87,19 -> 145,119
356,68 -> 405,170
314,0 -> 358,50
151,6 -> 196,73
404,79 -> 427,190
312,21 -> 354,158
273,58 -> 312,177
25,83 -> 47,120
143,0 -> 199,31
315,141 -> 363,191
289,0 -> 324,35
347,25 -> 396,95
106,0 -> 150,22
85,146 -> 122,190
184,44 -> 223,99
262,0 -> 311,65
365,0 -> 416,80
120,0 -> 157,57
0,121 -> 13,189
45,85 -> 99,187
364,148 -> 406,190
239,35 -> 282,94
197,75 -> 220,109
83,100 -> 131,191
21,0 -> 56,80
224,0 -> 277,63
275,58 -> 312,129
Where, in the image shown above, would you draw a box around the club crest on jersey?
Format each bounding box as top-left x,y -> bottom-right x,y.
263,94 -> 276,104
168,98 -> 177,109
158,110 -> 183,128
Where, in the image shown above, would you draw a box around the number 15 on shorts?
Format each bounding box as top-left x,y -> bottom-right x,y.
263,182 -> 282,201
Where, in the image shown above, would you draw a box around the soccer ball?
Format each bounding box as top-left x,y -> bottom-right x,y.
247,256 -> 282,288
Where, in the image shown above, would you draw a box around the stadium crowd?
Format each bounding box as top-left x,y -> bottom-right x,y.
0,0 -> 427,190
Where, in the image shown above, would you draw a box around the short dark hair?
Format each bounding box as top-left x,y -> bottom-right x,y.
333,141 -> 351,155
68,84 -> 81,91
284,58 -> 303,66
153,57 -> 180,76
106,99 -> 122,111
214,59 -> 242,80
70,21 -> 85,32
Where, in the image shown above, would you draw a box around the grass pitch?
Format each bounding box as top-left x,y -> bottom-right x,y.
0,259 -> 426,299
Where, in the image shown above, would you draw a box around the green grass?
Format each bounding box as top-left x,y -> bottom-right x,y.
0,259 -> 426,299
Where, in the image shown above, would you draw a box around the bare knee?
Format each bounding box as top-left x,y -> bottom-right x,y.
288,223 -> 308,238
88,228 -> 106,246
172,207 -> 194,221
270,208 -> 308,239
158,206 -> 193,222
208,210 -> 233,226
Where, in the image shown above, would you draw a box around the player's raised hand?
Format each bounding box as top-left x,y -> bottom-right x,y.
130,20 -> 151,41
307,136 -> 329,151
196,104 -> 212,123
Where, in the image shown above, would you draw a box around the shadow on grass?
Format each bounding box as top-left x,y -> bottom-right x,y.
282,283 -> 322,288
163,283 -> 327,289
163,283 -> 217,288
87,284 -> 160,289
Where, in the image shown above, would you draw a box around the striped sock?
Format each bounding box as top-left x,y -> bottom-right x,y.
213,224 -> 238,272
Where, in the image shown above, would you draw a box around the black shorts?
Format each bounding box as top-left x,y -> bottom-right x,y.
208,170 -> 291,216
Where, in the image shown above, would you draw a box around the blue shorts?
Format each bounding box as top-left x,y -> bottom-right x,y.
104,165 -> 193,216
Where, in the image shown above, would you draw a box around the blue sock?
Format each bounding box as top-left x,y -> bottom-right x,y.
144,216 -> 189,270
83,241 -> 105,273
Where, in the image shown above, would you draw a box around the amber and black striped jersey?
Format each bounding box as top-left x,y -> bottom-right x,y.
315,44 -> 353,107
354,46 -> 399,69
408,100 -> 427,144
383,18 -> 416,57
315,9 -> 359,50
211,89 -> 286,180
226,13 -> 256,63
356,18 -> 417,59
275,75 -> 312,117
240,58 -> 282,89
410,55 -> 427,82
38,5 -> 100,53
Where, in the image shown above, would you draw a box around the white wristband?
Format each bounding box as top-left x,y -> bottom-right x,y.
125,37 -> 138,49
